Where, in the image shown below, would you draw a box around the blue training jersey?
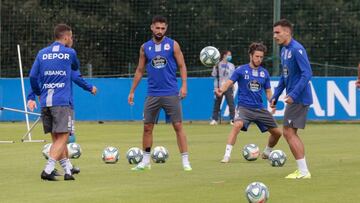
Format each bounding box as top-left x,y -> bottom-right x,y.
230,64 -> 271,109
27,70 -> 93,108
29,41 -> 80,107
143,37 -> 178,96
272,39 -> 313,105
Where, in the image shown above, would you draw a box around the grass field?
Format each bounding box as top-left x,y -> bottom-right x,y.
0,122 -> 359,203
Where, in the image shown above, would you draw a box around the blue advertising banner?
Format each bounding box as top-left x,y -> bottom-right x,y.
0,77 -> 359,121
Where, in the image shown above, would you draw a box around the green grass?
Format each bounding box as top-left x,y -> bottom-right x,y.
0,122 -> 360,203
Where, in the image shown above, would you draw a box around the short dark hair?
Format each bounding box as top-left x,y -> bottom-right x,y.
248,42 -> 267,55
54,24 -> 72,40
273,19 -> 293,34
152,15 -> 168,24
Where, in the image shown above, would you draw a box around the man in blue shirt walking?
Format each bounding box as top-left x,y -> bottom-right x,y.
271,19 -> 312,179
29,24 -> 96,181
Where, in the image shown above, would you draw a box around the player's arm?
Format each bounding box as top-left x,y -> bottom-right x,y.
71,70 -> 97,95
173,41 -> 187,98
287,48 -> 312,103
216,80 -> 234,96
26,89 -> 37,112
271,73 -> 285,107
356,62 -> 360,88
128,44 -> 146,105
29,54 -> 41,96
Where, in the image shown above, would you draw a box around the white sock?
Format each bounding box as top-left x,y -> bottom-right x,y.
142,152 -> 151,165
44,157 -> 56,174
224,144 -> 233,157
181,152 -> 190,166
296,157 -> 309,175
59,158 -> 71,175
263,146 -> 273,155
66,158 -> 73,170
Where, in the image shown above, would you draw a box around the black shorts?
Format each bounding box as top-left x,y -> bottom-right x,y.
41,106 -> 73,134
143,96 -> 182,124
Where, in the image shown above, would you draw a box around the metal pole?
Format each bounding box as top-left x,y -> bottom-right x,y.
272,0 -> 281,76
17,45 -> 32,140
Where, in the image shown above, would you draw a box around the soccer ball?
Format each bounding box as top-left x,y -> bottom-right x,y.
269,150 -> 287,167
199,46 -> 220,67
67,143 -> 82,159
102,146 -> 120,164
245,182 -> 270,203
151,146 -> 169,163
42,143 -> 52,159
126,147 -> 143,164
242,144 -> 260,161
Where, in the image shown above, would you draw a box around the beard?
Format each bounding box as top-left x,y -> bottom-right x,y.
251,59 -> 261,68
153,33 -> 164,41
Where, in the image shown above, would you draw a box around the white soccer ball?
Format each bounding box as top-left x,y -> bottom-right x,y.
151,146 -> 169,163
242,144 -> 260,161
102,146 -> 120,164
42,143 -> 52,159
67,143 -> 82,159
269,150 -> 287,167
199,46 -> 220,67
126,147 -> 143,164
245,182 -> 270,203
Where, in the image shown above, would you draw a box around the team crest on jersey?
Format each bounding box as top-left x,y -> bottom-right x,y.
151,55 -> 167,69
247,80 -> 261,92
260,71 -> 265,78
164,43 -> 171,51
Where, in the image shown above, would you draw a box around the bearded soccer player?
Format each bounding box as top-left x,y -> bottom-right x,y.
29,24 -> 96,181
271,19 -> 312,179
128,15 -> 191,171
216,42 -> 282,163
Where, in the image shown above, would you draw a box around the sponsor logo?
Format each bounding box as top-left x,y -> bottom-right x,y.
42,53 -> 70,60
247,80 -> 261,92
151,55 -> 167,69
43,83 -> 65,89
252,69 -> 258,77
44,70 -> 66,76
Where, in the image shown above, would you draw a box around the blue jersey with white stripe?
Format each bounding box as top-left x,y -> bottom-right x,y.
29,41 -> 80,107
230,64 -> 271,109
143,37 -> 178,96
272,39 -> 313,105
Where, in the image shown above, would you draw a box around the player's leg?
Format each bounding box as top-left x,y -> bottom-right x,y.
163,95 -> 191,171
210,94 -> 222,125
262,127 -> 282,159
221,106 -> 254,163
224,88 -> 235,124
282,104 -> 311,179
132,96 -> 160,171
254,109 -> 282,159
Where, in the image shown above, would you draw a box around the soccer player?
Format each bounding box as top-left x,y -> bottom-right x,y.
128,15 -> 192,171
27,70 -> 96,176
271,19 -> 312,179
356,62 -> 360,88
216,42 -> 282,163
29,24 -> 96,181
210,50 -> 236,125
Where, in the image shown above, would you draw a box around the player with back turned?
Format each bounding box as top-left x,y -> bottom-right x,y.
29,24 -> 96,181
128,15 -> 192,171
